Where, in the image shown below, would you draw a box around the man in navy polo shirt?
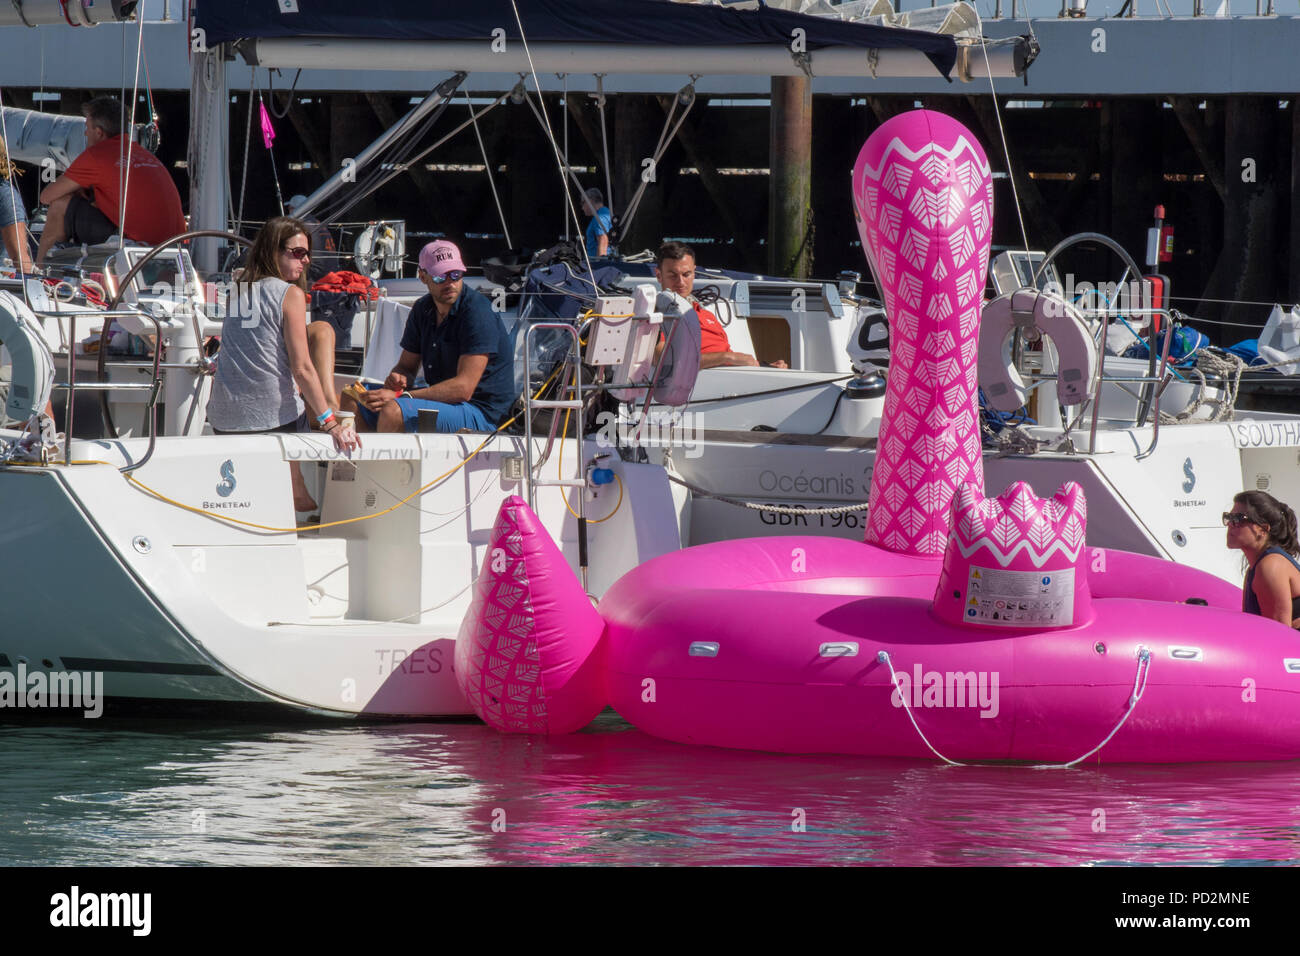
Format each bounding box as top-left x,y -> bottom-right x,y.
346,240 -> 514,433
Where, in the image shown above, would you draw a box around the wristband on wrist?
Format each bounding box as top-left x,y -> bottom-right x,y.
317,410 -> 336,425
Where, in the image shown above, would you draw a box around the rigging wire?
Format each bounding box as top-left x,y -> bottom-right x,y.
118,11 -> 147,257
508,1 -> 596,283
463,89 -> 512,249
973,8 -> 1031,261
595,73 -> 613,219
306,81 -> 497,228
235,74 -> 255,237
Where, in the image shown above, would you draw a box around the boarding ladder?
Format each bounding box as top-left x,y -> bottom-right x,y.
521,321 -> 592,585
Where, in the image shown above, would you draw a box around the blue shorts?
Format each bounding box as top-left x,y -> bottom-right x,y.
354,385 -> 494,433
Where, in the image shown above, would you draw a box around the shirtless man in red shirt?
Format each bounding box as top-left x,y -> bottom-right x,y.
35,95 -> 186,265
654,241 -> 788,369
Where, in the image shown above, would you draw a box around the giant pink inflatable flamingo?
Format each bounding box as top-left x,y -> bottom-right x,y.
455,111 -> 1300,764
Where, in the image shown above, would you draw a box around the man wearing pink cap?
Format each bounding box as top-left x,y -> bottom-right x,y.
344,240 -> 514,433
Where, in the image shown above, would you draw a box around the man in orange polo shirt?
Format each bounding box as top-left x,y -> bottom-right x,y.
35,95 -> 186,265
654,241 -> 788,369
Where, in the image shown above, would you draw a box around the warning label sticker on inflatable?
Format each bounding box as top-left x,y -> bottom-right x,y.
964,566 -> 1074,627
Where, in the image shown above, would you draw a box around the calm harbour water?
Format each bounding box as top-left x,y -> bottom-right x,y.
2,710 -> 1299,866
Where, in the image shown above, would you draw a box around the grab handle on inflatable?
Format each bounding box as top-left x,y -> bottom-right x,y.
819,642 -> 861,658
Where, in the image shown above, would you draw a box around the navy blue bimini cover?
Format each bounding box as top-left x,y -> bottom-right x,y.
192,0 -> 958,78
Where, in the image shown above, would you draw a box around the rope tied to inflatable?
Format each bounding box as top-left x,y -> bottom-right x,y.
876,646 -> 1152,769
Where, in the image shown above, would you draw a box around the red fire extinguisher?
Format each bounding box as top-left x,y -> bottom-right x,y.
1147,205 -> 1174,265
1144,206 -> 1173,335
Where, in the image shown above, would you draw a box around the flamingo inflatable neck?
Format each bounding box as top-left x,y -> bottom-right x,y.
852,110 -> 994,558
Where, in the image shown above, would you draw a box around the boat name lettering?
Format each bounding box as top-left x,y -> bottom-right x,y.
1233,421 -> 1300,448
890,664 -> 1000,719
1171,499 -> 1206,509
757,503 -> 864,530
375,647 -> 443,676
757,470 -> 857,497
201,500 -> 253,510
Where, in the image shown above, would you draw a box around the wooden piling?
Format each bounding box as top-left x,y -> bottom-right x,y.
768,75 -> 812,278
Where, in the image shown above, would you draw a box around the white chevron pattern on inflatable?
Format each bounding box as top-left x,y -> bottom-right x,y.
946,481 -> 1089,569
855,133 -> 993,184
854,115 -> 993,558
455,506 -> 549,732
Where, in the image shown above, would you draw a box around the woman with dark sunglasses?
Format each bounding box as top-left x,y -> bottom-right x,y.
1225,490 -> 1300,627
207,216 -> 359,511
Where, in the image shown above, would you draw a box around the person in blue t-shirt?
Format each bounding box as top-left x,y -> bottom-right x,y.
345,240 -> 515,433
582,187 -> 612,259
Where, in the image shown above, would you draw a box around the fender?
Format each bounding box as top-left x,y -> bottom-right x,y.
979,289 -> 1097,412
0,290 -> 56,422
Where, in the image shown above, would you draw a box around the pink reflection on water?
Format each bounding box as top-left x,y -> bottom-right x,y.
397,715 -> 1300,866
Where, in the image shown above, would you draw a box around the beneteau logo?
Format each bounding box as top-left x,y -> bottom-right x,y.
203,459 -> 251,510
890,663 -> 1000,718
49,886 -> 151,936
216,459 -> 237,497
0,663 -> 103,718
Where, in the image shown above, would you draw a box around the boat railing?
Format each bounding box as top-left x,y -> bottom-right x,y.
1011,305 -> 1179,457
27,306 -> 166,472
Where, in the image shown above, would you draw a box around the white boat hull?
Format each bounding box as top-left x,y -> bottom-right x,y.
0,431 -> 678,718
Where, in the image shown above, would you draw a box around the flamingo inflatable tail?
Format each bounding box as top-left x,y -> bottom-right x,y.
454,496 -> 607,733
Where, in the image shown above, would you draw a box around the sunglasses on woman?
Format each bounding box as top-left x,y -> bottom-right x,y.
1222,512 -> 1257,527
282,245 -> 311,261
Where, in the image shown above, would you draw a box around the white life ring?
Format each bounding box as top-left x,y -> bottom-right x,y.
979,289 -> 1098,412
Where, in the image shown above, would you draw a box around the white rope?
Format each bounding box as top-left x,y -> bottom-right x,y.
876,646 -> 1152,769
877,650 -> 966,765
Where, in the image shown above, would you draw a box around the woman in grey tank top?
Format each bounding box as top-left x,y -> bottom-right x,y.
208,217 -> 359,510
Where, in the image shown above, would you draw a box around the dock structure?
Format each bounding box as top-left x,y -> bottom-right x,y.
1,11 -> 1298,332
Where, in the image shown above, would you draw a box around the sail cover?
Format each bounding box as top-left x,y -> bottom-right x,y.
192,0 -> 959,78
